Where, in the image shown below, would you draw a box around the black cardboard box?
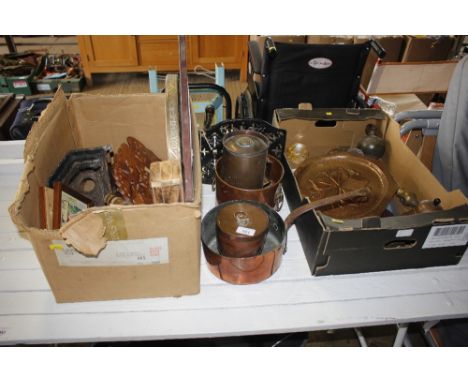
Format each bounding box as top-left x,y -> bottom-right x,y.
274,108 -> 468,275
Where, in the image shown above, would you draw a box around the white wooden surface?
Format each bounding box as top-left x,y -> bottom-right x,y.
1,140 -> 468,345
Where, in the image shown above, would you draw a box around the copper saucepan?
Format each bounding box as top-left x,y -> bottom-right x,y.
215,154 -> 285,210
202,188 -> 369,285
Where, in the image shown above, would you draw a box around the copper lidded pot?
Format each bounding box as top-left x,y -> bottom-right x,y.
216,201 -> 269,258
203,200 -> 286,285
202,188 -> 369,285
220,130 -> 269,189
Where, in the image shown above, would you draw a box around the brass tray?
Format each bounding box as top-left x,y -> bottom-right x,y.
294,153 -> 397,219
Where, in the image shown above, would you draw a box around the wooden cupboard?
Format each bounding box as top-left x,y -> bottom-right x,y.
77,35 -> 248,85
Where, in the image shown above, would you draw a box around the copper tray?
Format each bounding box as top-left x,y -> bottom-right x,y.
294,153 -> 397,219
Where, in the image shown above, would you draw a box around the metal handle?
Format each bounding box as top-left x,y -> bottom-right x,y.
369,39 -> 386,59
284,187 -> 370,230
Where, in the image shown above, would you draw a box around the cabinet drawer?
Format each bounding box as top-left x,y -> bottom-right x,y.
138,40 -> 179,67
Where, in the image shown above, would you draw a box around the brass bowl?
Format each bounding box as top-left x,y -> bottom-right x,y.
294,152 -> 397,219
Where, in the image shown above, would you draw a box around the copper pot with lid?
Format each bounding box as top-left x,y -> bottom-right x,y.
220,130 -> 269,189
215,154 -> 284,210
202,188 -> 369,285
216,202 -> 269,258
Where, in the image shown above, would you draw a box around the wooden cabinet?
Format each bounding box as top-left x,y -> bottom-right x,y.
189,36 -> 247,70
78,35 -> 248,85
137,36 -> 180,69
83,36 -> 138,67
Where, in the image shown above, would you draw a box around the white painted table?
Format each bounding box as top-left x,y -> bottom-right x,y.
1,140 -> 468,345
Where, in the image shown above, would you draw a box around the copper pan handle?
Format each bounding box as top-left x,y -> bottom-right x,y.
284,187 -> 370,230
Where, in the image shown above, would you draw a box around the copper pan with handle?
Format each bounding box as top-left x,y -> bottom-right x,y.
202,187 -> 369,285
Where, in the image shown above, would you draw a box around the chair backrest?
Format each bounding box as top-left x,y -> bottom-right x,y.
257,40 -> 372,122
432,54 -> 468,197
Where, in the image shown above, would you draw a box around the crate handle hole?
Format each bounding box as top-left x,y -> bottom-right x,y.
384,239 -> 417,250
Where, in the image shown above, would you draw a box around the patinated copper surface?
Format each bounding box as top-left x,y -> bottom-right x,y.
202,189 -> 369,285
113,137 -> 161,204
216,155 -> 284,210
294,153 -> 397,219
202,200 -> 285,285
216,202 -> 269,258
221,130 -> 269,189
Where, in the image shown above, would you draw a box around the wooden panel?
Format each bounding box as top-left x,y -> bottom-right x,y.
138,35 -> 177,43
87,35 -> 138,67
137,38 -> 179,68
190,35 -> 247,66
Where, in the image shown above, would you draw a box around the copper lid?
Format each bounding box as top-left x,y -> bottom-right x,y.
216,202 -> 269,238
223,131 -> 268,158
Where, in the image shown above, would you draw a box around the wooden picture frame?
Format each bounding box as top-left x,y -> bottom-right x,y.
52,182 -> 93,229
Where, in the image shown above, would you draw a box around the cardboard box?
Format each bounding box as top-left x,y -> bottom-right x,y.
354,36 -> 406,62
9,90 -> 201,302
366,60 -> 458,95
353,36 -> 407,89
274,108 -> 468,276
401,36 -> 455,62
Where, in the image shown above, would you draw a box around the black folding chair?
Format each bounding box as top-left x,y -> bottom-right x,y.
237,37 -> 385,122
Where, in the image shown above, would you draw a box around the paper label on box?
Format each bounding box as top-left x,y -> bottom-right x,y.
52,238 -> 169,267
422,224 -> 468,249
236,226 -> 256,237
37,83 -> 51,91
396,229 -> 414,238
12,80 -> 28,88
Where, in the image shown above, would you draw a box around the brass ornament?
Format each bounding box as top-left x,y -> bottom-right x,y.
294,152 -> 397,219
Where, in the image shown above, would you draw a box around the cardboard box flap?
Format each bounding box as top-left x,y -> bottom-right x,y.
8,159 -> 37,232
275,108 -> 387,123
10,90 -> 77,232
68,93 -> 169,160
384,119 -> 467,209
